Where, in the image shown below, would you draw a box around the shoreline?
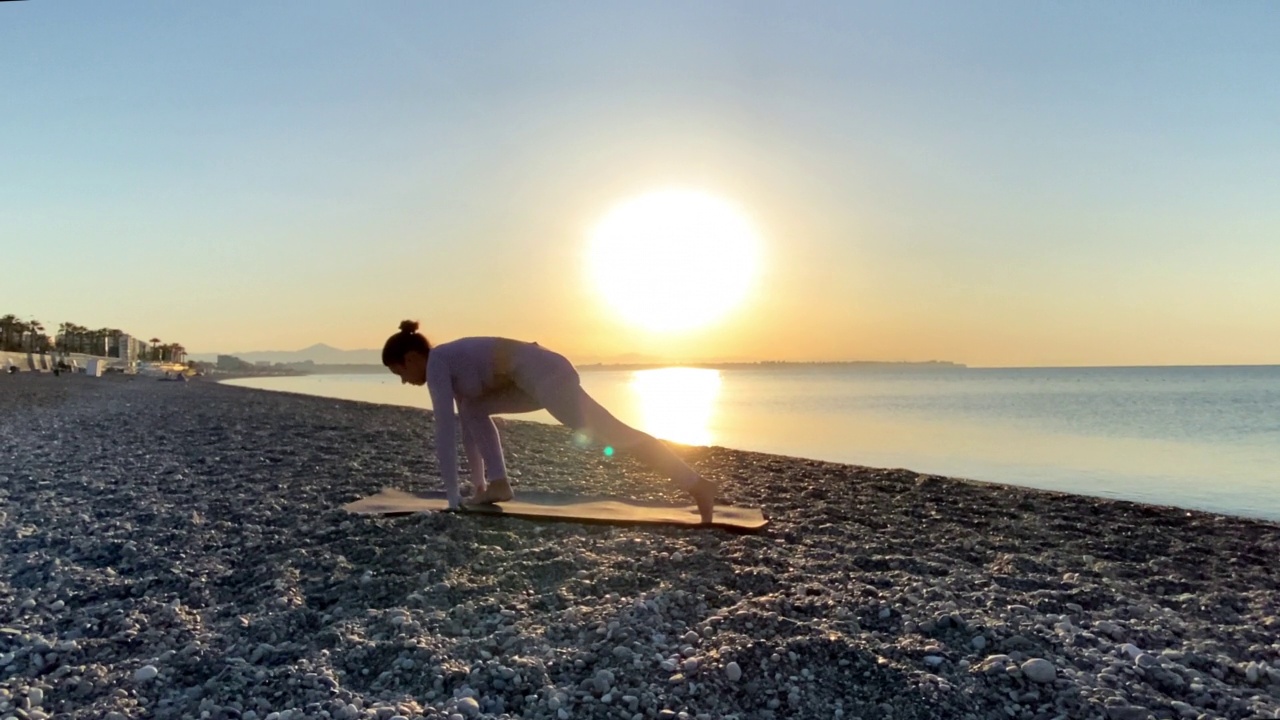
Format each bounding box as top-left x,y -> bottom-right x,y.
213,373 -> 1280,526
2,373 -> 1277,719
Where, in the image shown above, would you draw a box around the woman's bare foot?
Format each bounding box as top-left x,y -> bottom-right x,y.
690,478 -> 717,525
464,477 -> 514,505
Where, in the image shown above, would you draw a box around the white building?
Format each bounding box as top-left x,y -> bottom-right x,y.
117,334 -> 140,364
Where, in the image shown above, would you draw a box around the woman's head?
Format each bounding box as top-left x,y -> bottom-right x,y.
383,319 -> 430,385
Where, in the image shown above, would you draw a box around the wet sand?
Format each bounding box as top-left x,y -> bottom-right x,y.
1,373 -> 1277,720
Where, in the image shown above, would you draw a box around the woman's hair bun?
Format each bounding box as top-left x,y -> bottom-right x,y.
398,320 -> 420,335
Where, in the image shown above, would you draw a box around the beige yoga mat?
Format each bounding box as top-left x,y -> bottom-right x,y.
344,489 -> 769,531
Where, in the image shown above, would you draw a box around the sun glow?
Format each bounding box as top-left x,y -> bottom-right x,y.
588,189 -> 762,332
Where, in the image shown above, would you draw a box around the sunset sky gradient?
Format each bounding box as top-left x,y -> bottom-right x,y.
4,1 -> 1278,366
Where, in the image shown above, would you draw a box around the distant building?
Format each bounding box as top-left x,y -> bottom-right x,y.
115,334 -> 142,364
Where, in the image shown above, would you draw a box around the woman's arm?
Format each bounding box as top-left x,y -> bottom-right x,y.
426,356 -> 462,508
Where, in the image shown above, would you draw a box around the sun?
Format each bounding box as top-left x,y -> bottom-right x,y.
587,189 -> 762,333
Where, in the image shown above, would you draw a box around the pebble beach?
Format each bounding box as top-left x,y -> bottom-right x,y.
2,374 -> 1278,720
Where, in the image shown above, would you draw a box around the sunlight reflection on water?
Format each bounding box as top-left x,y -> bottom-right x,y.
627,367 -> 721,446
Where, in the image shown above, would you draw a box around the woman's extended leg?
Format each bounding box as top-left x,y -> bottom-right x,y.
532,375 -> 718,523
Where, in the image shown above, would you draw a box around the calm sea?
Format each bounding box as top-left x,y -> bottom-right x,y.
224,365 -> 1280,522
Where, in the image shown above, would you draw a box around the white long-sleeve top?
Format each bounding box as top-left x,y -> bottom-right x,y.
425,336 -> 551,506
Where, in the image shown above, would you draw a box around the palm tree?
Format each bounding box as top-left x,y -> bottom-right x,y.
63,323 -> 85,355
9,318 -> 25,353
74,324 -> 90,354
5,316 -> 29,353
159,342 -> 186,363
28,320 -> 46,353
149,338 -> 162,362
0,314 -> 16,352
14,319 -> 31,353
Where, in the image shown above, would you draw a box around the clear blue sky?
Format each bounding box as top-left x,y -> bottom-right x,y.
4,1 -> 1278,365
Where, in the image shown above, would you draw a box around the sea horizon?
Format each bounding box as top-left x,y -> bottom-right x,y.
202,354 -> 1280,374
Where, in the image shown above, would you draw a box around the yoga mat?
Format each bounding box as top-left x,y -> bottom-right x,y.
344,489 -> 769,531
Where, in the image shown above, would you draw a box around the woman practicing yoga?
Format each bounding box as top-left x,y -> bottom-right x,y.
382,321 -> 718,523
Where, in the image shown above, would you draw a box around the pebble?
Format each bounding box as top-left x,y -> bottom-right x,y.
1096,621 -> 1124,640
1105,706 -> 1151,720
980,654 -> 1011,673
595,669 -> 614,693
134,665 -> 159,682
1020,658 -> 1056,684
455,697 -> 479,716
725,662 -> 742,682
28,687 -> 43,706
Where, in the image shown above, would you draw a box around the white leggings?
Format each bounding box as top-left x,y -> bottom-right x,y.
457,344 -> 701,491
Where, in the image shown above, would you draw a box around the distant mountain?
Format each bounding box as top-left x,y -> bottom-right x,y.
191,343 -> 380,365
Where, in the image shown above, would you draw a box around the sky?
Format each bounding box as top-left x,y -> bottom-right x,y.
3,1 -> 1278,367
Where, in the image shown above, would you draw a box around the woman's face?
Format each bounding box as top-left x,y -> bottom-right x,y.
387,350 -> 427,386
